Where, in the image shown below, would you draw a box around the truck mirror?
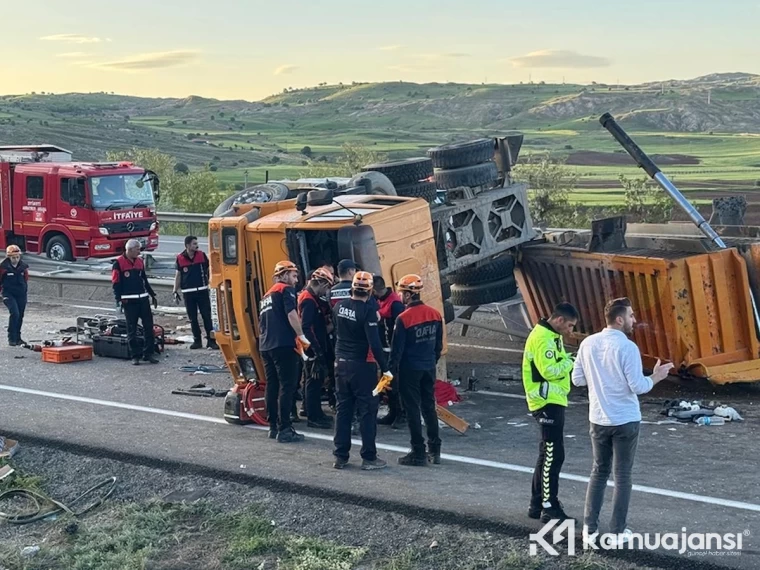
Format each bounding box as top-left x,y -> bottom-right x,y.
146,170 -> 160,205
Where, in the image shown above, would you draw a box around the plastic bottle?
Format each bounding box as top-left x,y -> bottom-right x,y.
695,416 -> 725,426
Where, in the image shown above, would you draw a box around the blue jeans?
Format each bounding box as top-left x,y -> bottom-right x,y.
3,294 -> 27,344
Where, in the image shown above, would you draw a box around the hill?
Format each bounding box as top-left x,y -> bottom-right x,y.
1,73 -> 760,190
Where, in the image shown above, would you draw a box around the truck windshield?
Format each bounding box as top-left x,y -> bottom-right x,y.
90,174 -> 154,210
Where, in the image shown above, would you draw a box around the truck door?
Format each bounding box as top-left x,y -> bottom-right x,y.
57,177 -> 89,243
13,171 -> 48,250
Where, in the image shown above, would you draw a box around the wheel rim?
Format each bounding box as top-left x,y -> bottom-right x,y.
50,244 -> 66,260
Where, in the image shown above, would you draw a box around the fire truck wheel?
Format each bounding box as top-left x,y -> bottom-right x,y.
427,138 -> 494,170
46,235 -> 74,262
361,157 -> 433,187
450,275 -> 518,307
443,300 -> 456,324
449,254 -> 515,286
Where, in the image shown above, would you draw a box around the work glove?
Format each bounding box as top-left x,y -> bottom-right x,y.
373,371 -> 394,397
151,295 -> 158,309
172,291 -> 182,305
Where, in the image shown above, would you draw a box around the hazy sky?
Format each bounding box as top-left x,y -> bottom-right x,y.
2,0 -> 757,101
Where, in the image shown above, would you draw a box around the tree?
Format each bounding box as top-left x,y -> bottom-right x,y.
513,154 -> 577,226
167,120 -> 174,126
174,162 -> 189,174
619,175 -> 672,223
270,156 -> 281,164
302,143 -> 385,178
300,146 -> 313,158
182,120 -> 187,125
210,115 -> 215,120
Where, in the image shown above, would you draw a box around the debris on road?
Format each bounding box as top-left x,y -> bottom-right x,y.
171,384 -> 227,398
0,437 -> 19,459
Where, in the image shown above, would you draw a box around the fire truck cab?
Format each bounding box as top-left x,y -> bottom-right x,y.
0,144 -> 160,261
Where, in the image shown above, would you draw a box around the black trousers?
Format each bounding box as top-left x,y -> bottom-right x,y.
304,358 -> 329,420
262,347 -> 299,432
123,297 -> 154,358
184,290 -> 213,341
3,293 -> 27,344
399,367 -> 440,452
531,404 -> 566,510
333,360 -> 378,461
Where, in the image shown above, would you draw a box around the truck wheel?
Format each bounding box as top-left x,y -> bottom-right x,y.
443,300 -> 455,324
440,277 -> 452,300
434,161 -> 499,190
362,158 -> 433,186
347,171 -> 398,196
213,183 -> 290,216
449,254 -> 515,286
46,235 -> 74,262
395,181 -> 437,203
450,275 -> 518,307
427,138 -> 494,170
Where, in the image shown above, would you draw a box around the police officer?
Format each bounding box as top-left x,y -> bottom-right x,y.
373,275 -> 406,428
172,235 -> 218,350
522,302 -> 579,523
332,271 -> 392,470
0,245 -> 29,347
259,261 -> 311,443
297,267 -> 335,429
389,274 -> 443,466
112,239 -> 159,365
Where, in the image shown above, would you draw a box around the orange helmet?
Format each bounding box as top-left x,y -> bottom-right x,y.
396,274 -> 424,294
273,260 -> 298,277
5,245 -> 21,255
311,267 -> 334,286
352,271 -> 374,292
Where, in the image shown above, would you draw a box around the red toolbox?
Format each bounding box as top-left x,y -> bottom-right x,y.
42,345 -> 93,364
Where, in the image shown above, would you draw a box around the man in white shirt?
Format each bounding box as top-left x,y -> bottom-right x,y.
571,297 -> 672,541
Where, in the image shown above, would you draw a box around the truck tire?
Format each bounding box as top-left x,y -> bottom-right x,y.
443,300 -> 455,324
440,277 -> 452,300
213,183 -> 290,216
449,254 -> 515,286
347,171 -> 397,196
362,158 -> 433,186
427,138 -> 494,170
434,161 -> 499,190
450,275 -> 518,307
46,235 -> 74,262
395,181 -> 437,203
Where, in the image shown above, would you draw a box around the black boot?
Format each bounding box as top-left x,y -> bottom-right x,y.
398,447 -> 427,466
540,501 -> 575,523
207,338 -> 219,350
427,442 -> 441,465
189,338 -> 203,350
391,411 -> 407,430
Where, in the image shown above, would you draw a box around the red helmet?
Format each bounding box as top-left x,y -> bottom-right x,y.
352,271 -> 374,292
273,260 -> 298,277
311,267 -> 334,286
396,274 -> 424,294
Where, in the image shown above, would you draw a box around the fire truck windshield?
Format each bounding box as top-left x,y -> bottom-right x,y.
90,174 -> 155,210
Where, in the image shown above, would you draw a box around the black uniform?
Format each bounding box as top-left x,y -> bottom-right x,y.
376,289 -> 406,423
259,282 -> 299,434
112,254 -> 156,359
175,249 -> 213,344
332,298 -> 388,462
298,287 -> 331,422
0,258 -> 29,345
389,301 -> 443,455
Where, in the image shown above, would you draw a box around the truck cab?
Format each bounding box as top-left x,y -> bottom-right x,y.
0,144 -> 160,260
208,191 -> 445,422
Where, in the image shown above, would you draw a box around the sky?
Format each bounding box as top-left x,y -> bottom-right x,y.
1,0 -> 758,101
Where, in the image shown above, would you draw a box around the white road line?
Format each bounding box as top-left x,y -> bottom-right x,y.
1,383 -> 759,513
471,390 -> 581,406
448,342 -> 523,354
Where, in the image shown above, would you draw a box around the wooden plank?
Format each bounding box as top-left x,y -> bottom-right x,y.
436,404 -> 469,434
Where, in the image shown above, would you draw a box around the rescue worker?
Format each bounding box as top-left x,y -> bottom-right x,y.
389,274 -> 443,466
329,259 -> 357,308
522,302 -> 579,522
259,261 -> 311,443
172,235 -> 218,350
332,271 -> 392,470
297,267 -> 335,429
112,239 -> 159,365
318,264 -> 338,410
373,275 -> 407,428
0,245 -> 29,347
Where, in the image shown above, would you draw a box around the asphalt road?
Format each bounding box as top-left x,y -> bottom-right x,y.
1,301 -> 759,567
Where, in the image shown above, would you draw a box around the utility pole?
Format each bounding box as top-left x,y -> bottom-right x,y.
244,170 -> 249,189
707,90 -> 711,105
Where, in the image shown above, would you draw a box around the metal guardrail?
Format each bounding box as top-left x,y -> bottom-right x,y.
30,270 -> 174,292
157,212 -> 212,224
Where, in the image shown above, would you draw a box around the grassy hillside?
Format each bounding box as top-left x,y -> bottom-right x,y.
1,73 -> 760,197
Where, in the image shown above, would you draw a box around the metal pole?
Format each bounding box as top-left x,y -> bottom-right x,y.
599,112 -> 760,336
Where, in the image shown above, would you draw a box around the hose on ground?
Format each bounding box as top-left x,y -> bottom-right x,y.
0,476 -> 117,525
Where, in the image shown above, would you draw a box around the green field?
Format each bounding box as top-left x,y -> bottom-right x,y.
1,75 -> 760,207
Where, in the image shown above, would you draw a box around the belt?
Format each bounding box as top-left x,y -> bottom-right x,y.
181,286 -> 209,293
121,293 -> 149,299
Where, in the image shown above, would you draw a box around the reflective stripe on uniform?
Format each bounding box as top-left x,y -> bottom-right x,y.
181,286 -> 209,293
121,293 -> 149,299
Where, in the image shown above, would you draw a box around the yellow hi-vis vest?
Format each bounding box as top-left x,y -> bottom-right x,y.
522,319 -> 574,412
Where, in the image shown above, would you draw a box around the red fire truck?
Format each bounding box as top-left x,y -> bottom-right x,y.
0,145 -> 160,261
